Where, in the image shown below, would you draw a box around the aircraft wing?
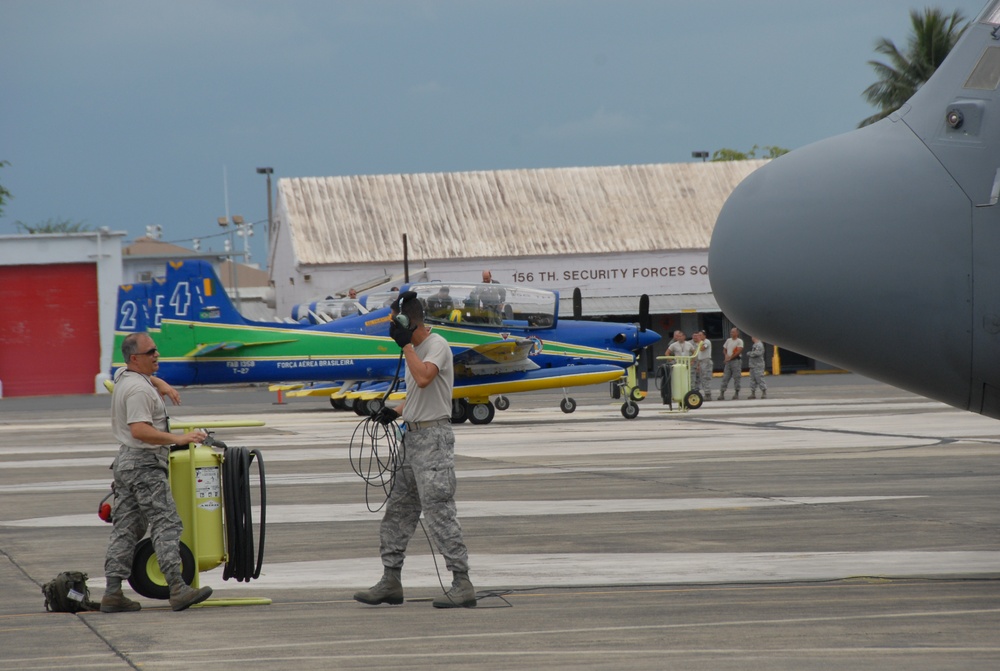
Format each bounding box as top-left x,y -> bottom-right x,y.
344,364 -> 624,401
339,380 -> 405,402
186,338 -> 300,357
453,338 -> 539,376
453,364 -> 623,398
268,382 -> 350,398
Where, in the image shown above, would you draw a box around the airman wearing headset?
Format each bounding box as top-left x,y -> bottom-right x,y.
354,291 -> 476,609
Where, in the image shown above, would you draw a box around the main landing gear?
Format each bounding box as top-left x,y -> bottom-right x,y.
451,398 -> 498,425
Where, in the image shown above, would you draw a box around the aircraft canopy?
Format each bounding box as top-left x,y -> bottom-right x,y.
409,282 -> 557,329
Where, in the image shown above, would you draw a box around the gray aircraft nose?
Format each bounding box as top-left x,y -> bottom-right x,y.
708,118 -> 972,409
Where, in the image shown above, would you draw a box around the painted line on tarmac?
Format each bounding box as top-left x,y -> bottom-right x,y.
0,495 -> 919,527
0,429 -> 943,468
0,447 -> 350,469
0,464 -> 665,493
107,549 -> 999,592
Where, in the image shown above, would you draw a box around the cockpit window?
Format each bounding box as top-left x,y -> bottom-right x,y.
978,0 -> 1000,25
965,46 -> 1000,90
293,298 -> 361,322
363,291 -> 399,310
408,282 -> 557,328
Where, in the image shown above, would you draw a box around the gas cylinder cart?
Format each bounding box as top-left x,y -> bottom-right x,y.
110,420 -> 272,608
610,365 -> 646,419
655,354 -> 705,412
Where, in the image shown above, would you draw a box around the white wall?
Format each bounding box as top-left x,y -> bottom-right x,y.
271,240 -> 712,319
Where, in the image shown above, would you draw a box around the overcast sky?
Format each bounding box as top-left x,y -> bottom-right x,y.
1,0 -> 988,267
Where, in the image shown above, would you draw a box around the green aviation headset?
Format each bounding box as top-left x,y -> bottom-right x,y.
393,290 -> 419,331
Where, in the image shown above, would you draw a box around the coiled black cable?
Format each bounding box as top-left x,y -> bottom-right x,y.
348,352 -> 406,511
349,416 -> 404,512
220,443 -> 266,582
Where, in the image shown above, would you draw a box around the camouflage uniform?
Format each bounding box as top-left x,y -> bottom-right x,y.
694,339 -> 713,397
718,335 -> 744,397
379,423 -> 469,573
379,332 -> 469,574
104,447 -> 184,583
103,370 -> 184,586
748,341 -> 768,394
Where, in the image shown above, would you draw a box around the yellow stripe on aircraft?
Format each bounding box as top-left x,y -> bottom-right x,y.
454,369 -> 624,398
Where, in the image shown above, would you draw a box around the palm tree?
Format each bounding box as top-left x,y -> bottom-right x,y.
859,8 -> 968,127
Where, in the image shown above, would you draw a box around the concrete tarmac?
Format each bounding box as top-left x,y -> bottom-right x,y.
1,373 -> 997,670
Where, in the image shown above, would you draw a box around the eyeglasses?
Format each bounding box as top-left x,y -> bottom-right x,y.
135,347 -> 158,357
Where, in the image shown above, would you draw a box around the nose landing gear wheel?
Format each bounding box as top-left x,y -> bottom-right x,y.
621,401 -> 639,419
560,397 -> 577,414
128,538 -> 196,600
468,401 -> 496,425
493,395 -> 510,411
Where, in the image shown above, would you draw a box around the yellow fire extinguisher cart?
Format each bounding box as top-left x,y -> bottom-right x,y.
656,354 -> 705,412
127,420 -> 271,607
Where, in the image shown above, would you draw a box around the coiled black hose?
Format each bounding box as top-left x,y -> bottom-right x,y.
220,444 -> 266,582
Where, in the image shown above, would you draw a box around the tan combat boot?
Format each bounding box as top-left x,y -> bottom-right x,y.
354,567 -> 404,605
168,583 -> 212,611
432,571 -> 476,609
100,589 -> 141,613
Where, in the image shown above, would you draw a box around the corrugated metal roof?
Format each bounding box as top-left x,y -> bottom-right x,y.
279,161 -> 768,266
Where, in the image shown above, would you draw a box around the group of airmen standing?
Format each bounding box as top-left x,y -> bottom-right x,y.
665,327 -> 768,401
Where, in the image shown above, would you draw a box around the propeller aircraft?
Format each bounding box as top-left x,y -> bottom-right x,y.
112,260 -> 660,422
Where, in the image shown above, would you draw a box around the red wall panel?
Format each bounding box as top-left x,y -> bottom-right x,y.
0,263 -> 101,396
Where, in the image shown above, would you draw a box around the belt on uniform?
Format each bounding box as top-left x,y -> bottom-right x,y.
403,417 -> 450,431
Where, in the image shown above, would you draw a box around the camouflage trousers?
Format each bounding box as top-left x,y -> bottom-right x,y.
104,448 -> 184,584
749,365 -> 767,392
694,359 -> 713,396
380,424 -> 469,574
719,359 -> 742,392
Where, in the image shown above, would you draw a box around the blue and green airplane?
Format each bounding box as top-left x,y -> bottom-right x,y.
112,260 -> 660,422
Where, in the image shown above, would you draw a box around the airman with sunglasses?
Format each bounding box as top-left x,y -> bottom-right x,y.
101,332 -> 212,613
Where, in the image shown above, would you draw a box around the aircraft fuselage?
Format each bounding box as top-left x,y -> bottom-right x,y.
710,2 -> 1000,419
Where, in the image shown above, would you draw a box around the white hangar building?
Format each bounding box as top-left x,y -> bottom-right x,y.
267,160 -> 769,358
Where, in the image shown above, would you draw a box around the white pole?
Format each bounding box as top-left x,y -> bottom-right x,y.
223,165 -> 241,310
